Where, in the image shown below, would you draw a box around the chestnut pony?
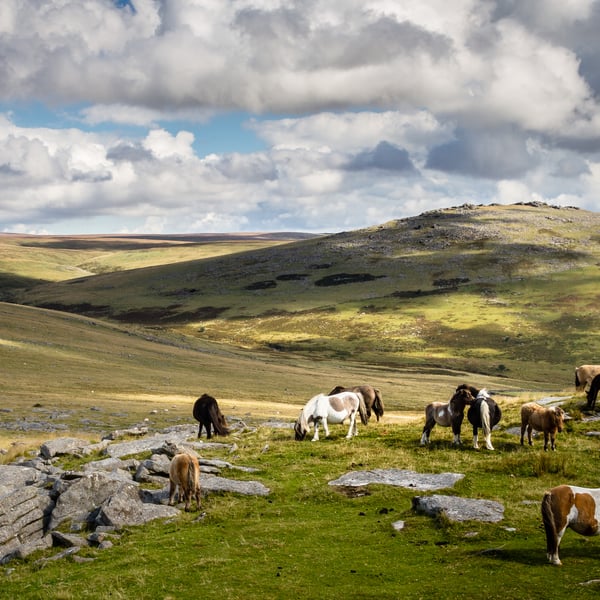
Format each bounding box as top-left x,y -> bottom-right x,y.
520,402 -> 565,451
169,453 -> 202,512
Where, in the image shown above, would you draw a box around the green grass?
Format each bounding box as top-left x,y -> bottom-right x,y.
3,416 -> 600,599
2,203 -> 600,598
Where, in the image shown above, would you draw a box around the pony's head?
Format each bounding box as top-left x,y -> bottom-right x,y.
449,388 -> 475,412
294,409 -> 308,441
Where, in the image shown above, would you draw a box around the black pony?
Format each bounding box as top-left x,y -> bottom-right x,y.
467,389 -> 502,450
586,374 -> 600,410
192,393 -> 230,439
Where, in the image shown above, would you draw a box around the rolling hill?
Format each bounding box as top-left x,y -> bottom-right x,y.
9,202 -> 600,389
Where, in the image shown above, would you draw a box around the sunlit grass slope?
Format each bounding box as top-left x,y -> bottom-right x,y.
15,203 -> 600,387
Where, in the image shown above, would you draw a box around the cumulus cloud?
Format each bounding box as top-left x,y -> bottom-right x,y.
1,0 -> 600,233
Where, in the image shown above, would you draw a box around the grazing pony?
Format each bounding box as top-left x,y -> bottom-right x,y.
169,453 -> 202,512
520,402 -> 565,451
294,391 -> 368,441
542,484 -> 600,565
575,364 -> 600,392
586,374 -> 600,411
420,387 -> 474,446
193,393 -> 230,439
467,389 -> 502,450
328,385 -> 384,421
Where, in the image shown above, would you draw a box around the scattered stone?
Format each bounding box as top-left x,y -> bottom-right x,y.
412,494 -> 505,523
391,520 -> 405,531
328,469 -> 464,491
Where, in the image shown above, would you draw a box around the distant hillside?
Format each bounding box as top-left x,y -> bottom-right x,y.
13,203 -> 600,386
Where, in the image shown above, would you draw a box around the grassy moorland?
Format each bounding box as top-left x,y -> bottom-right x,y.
1,202 -> 600,599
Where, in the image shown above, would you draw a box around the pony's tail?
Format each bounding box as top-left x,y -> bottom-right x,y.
575,368 -> 581,389
357,393 -> 369,425
187,456 -> 200,500
480,400 -> 491,437
373,388 -> 384,421
541,491 -> 558,559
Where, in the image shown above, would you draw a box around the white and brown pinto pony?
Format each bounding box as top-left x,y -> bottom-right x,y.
575,364 -> 600,392
467,389 -> 502,450
586,374 -> 600,411
294,391 -> 368,441
328,385 -> 384,422
542,484 -> 600,565
169,453 -> 202,512
420,387 -> 474,446
520,402 -> 565,451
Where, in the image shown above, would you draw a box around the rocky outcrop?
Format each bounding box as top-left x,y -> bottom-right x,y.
0,426 -> 269,565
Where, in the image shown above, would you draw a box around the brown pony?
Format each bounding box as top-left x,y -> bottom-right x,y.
575,364 -> 600,392
193,393 -> 230,439
420,387 -> 475,446
169,453 -> 202,511
542,484 -> 600,565
520,402 -> 565,451
328,385 -> 384,421
586,374 -> 600,410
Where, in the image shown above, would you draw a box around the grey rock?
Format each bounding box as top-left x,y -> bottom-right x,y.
49,472 -> 137,530
328,469 -> 464,491
201,475 -> 270,496
412,494 -> 505,523
40,437 -> 92,459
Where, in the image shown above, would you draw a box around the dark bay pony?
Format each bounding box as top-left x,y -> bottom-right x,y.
193,393 -> 230,439
420,387 -> 474,446
542,484 -> 600,565
328,385 -> 384,421
467,389 -> 502,450
294,391 -> 368,441
520,402 -> 565,451
586,373 -> 600,410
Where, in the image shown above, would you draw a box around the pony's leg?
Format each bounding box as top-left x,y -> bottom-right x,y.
311,418 -> 320,441
527,425 -> 533,446
420,418 -> 435,445
472,432 -> 479,449
322,419 -> 331,438
346,413 -> 357,438
197,424 -> 202,438
168,481 -> 177,506
484,433 -> 494,450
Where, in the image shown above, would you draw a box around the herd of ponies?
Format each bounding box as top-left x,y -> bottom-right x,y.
168,366 -> 600,566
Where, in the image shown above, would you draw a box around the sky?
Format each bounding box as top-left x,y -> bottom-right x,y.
2,1 -> 600,235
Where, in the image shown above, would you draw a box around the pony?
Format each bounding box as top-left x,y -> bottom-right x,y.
328,385 -> 384,421
542,484 -> 600,565
420,387 -> 475,446
192,393 -> 230,439
575,364 -> 600,392
586,373 -> 600,411
520,402 -> 565,451
467,389 -> 502,450
169,453 -> 202,512
294,391 -> 368,441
